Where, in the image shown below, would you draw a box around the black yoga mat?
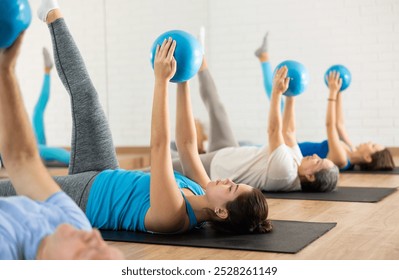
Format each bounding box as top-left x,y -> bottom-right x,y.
340,166 -> 399,174
264,186 -> 397,203
101,220 -> 336,254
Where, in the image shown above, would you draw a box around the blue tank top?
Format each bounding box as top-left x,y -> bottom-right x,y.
298,140 -> 353,171
86,169 -> 205,233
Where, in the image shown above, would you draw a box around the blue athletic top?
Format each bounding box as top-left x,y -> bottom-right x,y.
86,170 -> 205,233
298,140 -> 353,171
0,192 -> 91,260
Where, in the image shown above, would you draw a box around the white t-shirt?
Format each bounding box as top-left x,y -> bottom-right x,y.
210,144 -> 303,191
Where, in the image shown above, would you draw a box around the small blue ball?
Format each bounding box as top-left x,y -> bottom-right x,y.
0,0 -> 32,49
324,65 -> 351,91
273,60 -> 309,97
150,30 -> 203,83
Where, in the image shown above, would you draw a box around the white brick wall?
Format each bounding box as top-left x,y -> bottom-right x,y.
17,0 -> 399,147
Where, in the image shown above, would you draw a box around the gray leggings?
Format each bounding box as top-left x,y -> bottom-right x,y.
172,69 -> 239,175
0,19 -> 118,212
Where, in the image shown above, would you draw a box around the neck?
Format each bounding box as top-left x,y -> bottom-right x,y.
185,195 -> 213,223
347,150 -> 364,164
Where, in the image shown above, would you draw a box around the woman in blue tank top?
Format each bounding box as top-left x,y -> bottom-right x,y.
0,9 -> 271,235
257,33 -> 395,172
297,73 -> 395,171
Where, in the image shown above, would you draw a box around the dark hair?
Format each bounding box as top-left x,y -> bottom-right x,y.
358,149 -> 395,171
301,165 -> 339,192
206,188 -> 272,234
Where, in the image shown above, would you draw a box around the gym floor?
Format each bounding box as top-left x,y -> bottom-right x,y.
1,148 -> 398,259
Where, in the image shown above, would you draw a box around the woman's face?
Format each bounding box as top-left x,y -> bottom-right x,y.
356,142 -> 385,161
206,178 -> 253,209
298,154 -> 335,176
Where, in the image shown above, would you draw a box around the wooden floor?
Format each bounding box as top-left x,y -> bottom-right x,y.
2,147 -> 398,259
106,151 -> 399,260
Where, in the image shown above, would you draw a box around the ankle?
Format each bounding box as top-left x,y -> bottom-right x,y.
199,59 -> 208,72
258,52 -> 269,62
46,9 -> 63,24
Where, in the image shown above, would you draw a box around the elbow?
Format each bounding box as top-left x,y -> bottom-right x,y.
283,129 -> 295,139
325,120 -> 334,128
2,148 -> 40,167
268,127 -> 277,136
175,139 -> 197,155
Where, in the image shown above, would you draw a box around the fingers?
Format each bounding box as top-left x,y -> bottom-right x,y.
328,70 -> 341,85
157,37 -> 175,59
166,40 -> 176,60
284,77 -> 290,88
275,66 -> 288,78
154,44 -> 160,57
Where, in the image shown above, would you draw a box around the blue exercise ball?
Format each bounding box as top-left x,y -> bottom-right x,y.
0,0 -> 32,49
324,65 -> 351,91
273,60 -> 309,97
150,30 -> 203,83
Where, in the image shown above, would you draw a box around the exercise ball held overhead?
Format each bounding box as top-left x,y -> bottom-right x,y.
0,0 -> 32,49
150,30 -> 203,83
273,60 -> 309,97
324,65 -> 351,91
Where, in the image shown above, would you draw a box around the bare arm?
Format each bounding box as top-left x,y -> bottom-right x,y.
0,34 -> 59,201
282,96 -> 297,147
326,71 -> 348,168
336,92 -> 355,149
268,66 -> 290,153
145,38 -> 187,232
175,82 -> 210,189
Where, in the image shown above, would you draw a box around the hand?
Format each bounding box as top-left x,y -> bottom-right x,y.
0,32 -> 25,72
327,71 -> 342,95
154,37 -> 177,82
272,66 -> 290,95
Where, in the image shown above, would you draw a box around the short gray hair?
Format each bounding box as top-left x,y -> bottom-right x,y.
301,165 -> 339,192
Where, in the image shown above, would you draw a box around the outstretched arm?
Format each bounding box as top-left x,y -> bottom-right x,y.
326,71 -> 348,168
336,92 -> 355,149
0,34 -> 59,201
146,38 -> 187,232
282,96 -> 297,147
175,82 -> 210,189
268,66 -> 289,153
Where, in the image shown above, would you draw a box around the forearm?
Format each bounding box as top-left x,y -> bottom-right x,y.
175,82 -> 210,186
326,91 -> 347,167
326,90 -> 338,128
282,97 -> 296,146
0,70 -> 59,199
151,80 -> 171,149
336,93 -> 353,147
268,90 -> 284,151
175,82 -> 197,153
0,71 -> 39,164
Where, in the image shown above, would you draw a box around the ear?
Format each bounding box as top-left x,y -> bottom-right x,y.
305,173 -> 315,182
214,208 -> 229,219
364,154 -> 372,163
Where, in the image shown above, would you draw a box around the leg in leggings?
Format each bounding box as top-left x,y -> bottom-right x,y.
38,145 -> 70,165
0,17 -> 117,211
198,68 -> 239,152
260,60 -> 284,111
172,67 -> 239,176
260,61 -> 273,100
49,18 -> 118,174
32,73 -> 50,145
172,151 -> 218,176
